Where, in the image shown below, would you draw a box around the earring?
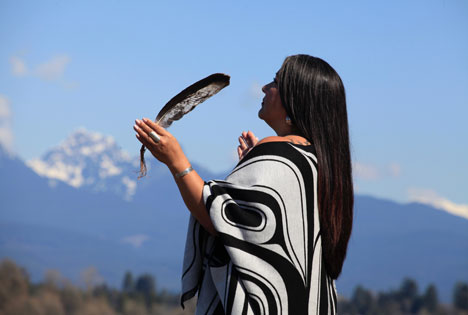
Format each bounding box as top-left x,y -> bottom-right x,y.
285,116 -> 292,126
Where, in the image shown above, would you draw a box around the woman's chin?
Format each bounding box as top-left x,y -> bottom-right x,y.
258,109 -> 264,120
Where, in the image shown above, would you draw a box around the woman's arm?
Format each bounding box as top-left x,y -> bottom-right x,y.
171,168 -> 216,236
133,118 -> 216,235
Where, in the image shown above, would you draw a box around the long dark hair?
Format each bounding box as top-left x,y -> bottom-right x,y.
277,54 -> 353,279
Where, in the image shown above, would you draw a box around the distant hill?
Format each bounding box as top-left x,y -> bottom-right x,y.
339,195 -> 468,302
1,130 -> 467,302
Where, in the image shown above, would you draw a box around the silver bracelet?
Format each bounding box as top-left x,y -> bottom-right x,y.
174,166 -> 194,179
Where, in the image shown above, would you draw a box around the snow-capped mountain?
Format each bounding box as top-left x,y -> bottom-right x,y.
27,128 -> 140,200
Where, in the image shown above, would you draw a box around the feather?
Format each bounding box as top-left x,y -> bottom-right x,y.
155,73 -> 230,128
139,73 -> 230,178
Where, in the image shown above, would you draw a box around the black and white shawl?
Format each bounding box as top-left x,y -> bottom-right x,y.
181,142 -> 338,314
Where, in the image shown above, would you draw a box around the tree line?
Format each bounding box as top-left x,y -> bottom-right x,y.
338,278 -> 468,315
1,258 -> 467,315
0,259 -> 194,315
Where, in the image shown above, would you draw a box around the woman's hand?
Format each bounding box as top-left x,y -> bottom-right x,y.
134,118 -> 190,175
237,130 -> 258,160
134,118 -> 216,235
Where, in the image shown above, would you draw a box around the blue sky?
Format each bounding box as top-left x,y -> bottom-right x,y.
1,0 -> 467,214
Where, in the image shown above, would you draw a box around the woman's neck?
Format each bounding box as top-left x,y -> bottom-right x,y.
275,127 -> 311,145
274,123 -> 300,137
283,134 -> 311,146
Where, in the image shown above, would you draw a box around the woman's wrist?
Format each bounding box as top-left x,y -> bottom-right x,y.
168,158 -> 192,178
174,166 -> 193,179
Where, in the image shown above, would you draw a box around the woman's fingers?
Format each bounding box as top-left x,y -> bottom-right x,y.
134,123 -> 157,147
246,130 -> 258,147
133,123 -> 146,138
135,131 -> 150,147
239,130 -> 257,148
237,130 -> 258,160
135,119 -> 155,135
134,118 -> 170,143
238,136 -> 248,150
134,117 -> 187,168
237,146 -> 243,159
135,118 -> 169,146
142,118 -> 169,136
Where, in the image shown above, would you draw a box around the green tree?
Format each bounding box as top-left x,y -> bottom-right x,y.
351,285 -> 378,314
80,266 -> 104,292
399,278 -> 418,300
0,258 -> 30,312
377,292 -> 402,315
453,281 -> 468,311
122,271 -> 134,294
93,283 -> 111,298
422,283 -> 438,312
60,283 -> 83,315
398,278 -> 419,313
135,273 -> 156,308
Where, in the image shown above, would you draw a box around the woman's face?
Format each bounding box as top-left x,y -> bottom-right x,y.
258,76 -> 287,129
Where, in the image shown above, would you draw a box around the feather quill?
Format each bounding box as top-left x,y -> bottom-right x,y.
139,73 -> 230,178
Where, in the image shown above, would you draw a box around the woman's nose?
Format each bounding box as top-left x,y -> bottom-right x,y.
262,84 -> 267,93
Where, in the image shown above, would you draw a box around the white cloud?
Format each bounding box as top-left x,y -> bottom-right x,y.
121,234 -> 149,248
408,188 -> 468,220
353,162 -> 402,180
353,162 -> 379,180
122,176 -> 136,201
10,56 -> 28,76
35,55 -> 70,80
9,54 -> 75,87
0,95 -> 14,154
0,96 -> 11,118
387,162 -> 401,177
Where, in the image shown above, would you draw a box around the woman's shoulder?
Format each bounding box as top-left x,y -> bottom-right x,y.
256,136 -> 291,145
256,136 -> 315,151
242,136 -> 316,161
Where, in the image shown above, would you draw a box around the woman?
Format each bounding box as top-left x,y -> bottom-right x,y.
133,54 -> 353,314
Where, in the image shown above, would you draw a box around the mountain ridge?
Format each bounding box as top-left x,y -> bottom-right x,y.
1,129 -> 467,302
